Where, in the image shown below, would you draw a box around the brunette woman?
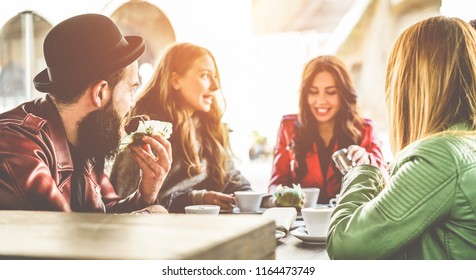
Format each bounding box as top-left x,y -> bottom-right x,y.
269,55 -> 387,205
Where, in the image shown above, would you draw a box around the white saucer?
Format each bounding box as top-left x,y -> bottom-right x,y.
275,230 -> 286,240
290,226 -> 327,244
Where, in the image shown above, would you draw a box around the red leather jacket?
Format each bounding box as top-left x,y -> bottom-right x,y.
0,96 -> 145,212
269,114 -> 387,204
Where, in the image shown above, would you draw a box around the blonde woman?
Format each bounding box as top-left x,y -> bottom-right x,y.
110,42 -> 251,213
327,16 -> 476,259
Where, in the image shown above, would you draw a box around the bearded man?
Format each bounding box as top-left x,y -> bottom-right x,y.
0,14 -> 172,212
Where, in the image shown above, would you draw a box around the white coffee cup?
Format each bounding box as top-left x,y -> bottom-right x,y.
301,207 -> 333,237
329,194 -> 341,207
184,205 -> 220,215
234,191 -> 263,213
302,188 -> 320,208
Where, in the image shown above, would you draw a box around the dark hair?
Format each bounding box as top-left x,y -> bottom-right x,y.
469,19 -> 476,30
50,67 -> 126,104
294,55 -> 364,180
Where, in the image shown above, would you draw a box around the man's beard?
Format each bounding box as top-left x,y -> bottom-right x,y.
76,101 -> 123,174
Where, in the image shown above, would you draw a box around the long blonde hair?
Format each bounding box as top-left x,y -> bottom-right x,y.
386,16 -> 476,154
133,42 -> 231,189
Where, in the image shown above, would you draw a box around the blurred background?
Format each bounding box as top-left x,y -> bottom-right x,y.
0,0 -> 474,191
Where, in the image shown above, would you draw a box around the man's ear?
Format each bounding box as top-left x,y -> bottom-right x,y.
91,80 -> 110,107
171,72 -> 181,91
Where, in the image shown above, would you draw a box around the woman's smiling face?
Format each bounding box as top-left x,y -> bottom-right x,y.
172,54 -> 219,114
307,71 -> 341,127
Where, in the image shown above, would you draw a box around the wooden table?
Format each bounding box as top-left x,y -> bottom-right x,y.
276,234 -> 329,260
0,211 -> 276,260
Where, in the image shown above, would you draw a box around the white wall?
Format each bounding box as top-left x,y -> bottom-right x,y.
440,0 -> 476,21
0,0 -> 107,27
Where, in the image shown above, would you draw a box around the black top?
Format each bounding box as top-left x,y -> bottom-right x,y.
314,134 -> 336,180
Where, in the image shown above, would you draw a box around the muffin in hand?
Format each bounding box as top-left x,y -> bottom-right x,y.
119,115 -> 173,152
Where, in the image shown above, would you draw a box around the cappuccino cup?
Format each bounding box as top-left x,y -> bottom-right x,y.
234,191 -> 263,213
301,207 -> 333,237
302,188 -> 320,208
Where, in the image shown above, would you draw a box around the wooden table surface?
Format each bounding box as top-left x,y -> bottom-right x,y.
0,211 -> 276,260
276,234 -> 329,260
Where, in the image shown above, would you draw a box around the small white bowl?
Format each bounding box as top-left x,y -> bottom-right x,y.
185,205 -> 220,215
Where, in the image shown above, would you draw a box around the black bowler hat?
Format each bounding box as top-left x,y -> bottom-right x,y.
33,13 -> 145,93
